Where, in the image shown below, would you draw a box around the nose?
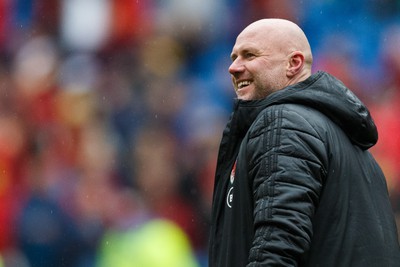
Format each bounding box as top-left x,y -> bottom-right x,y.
228,58 -> 244,76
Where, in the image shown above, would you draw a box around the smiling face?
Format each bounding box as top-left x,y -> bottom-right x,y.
229,27 -> 288,100
228,19 -> 313,100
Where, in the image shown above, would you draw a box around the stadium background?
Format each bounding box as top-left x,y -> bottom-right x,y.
0,0 -> 398,266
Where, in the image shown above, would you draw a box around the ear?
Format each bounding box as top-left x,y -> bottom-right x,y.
286,52 -> 305,77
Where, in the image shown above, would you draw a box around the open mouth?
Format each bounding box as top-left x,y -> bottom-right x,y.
237,80 -> 251,89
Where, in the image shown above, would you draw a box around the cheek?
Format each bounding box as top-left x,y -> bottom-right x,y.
255,71 -> 274,87
262,66 -> 286,85
253,69 -> 286,95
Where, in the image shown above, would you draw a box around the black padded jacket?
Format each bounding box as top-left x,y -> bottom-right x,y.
209,71 -> 400,267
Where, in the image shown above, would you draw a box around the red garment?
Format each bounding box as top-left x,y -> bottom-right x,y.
109,0 -> 154,47
369,91 -> 400,193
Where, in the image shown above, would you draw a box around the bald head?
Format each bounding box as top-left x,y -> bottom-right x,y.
238,18 -> 313,70
229,19 -> 313,100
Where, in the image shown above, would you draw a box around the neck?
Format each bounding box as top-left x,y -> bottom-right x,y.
286,69 -> 312,87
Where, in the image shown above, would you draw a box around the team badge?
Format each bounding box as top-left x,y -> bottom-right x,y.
230,160 -> 237,184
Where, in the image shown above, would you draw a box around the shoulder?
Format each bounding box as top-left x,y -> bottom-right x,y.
245,103 -> 329,183
248,103 -> 329,141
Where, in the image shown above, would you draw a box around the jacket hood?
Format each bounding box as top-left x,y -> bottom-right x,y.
236,71 -> 378,150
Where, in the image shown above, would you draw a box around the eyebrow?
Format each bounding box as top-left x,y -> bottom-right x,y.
230,47 -> 260,61
230,52 -> 237,61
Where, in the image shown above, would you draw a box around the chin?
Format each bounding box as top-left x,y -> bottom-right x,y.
237,95 -> 254,101
236,90 -> 255,101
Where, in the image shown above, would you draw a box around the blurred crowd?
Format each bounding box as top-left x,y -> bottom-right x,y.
0,0 -> 398,266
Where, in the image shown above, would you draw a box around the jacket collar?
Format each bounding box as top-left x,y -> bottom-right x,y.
229,71 -> 377,149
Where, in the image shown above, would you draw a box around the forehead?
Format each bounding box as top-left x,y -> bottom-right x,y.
232,27 -> 270,54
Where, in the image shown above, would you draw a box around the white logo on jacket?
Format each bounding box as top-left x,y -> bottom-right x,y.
226,187 -> 234,208
226,160 -> 237,208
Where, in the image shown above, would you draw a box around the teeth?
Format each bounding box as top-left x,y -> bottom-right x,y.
238,81 -> 251,89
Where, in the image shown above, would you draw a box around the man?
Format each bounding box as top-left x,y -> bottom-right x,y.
208,18 -> 400,267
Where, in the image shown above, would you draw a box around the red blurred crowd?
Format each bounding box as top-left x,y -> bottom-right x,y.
0,0 -> 398,266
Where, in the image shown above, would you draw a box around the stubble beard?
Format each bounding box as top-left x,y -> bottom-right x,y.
252,82 -> 278,100
253,73 -> 287,100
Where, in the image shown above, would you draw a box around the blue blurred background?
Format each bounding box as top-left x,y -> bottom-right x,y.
0,0 -> 399,266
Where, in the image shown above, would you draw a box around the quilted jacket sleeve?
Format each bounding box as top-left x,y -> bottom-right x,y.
246,104 -> 328,266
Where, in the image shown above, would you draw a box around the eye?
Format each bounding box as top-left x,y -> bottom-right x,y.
244,52 -> 255,59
